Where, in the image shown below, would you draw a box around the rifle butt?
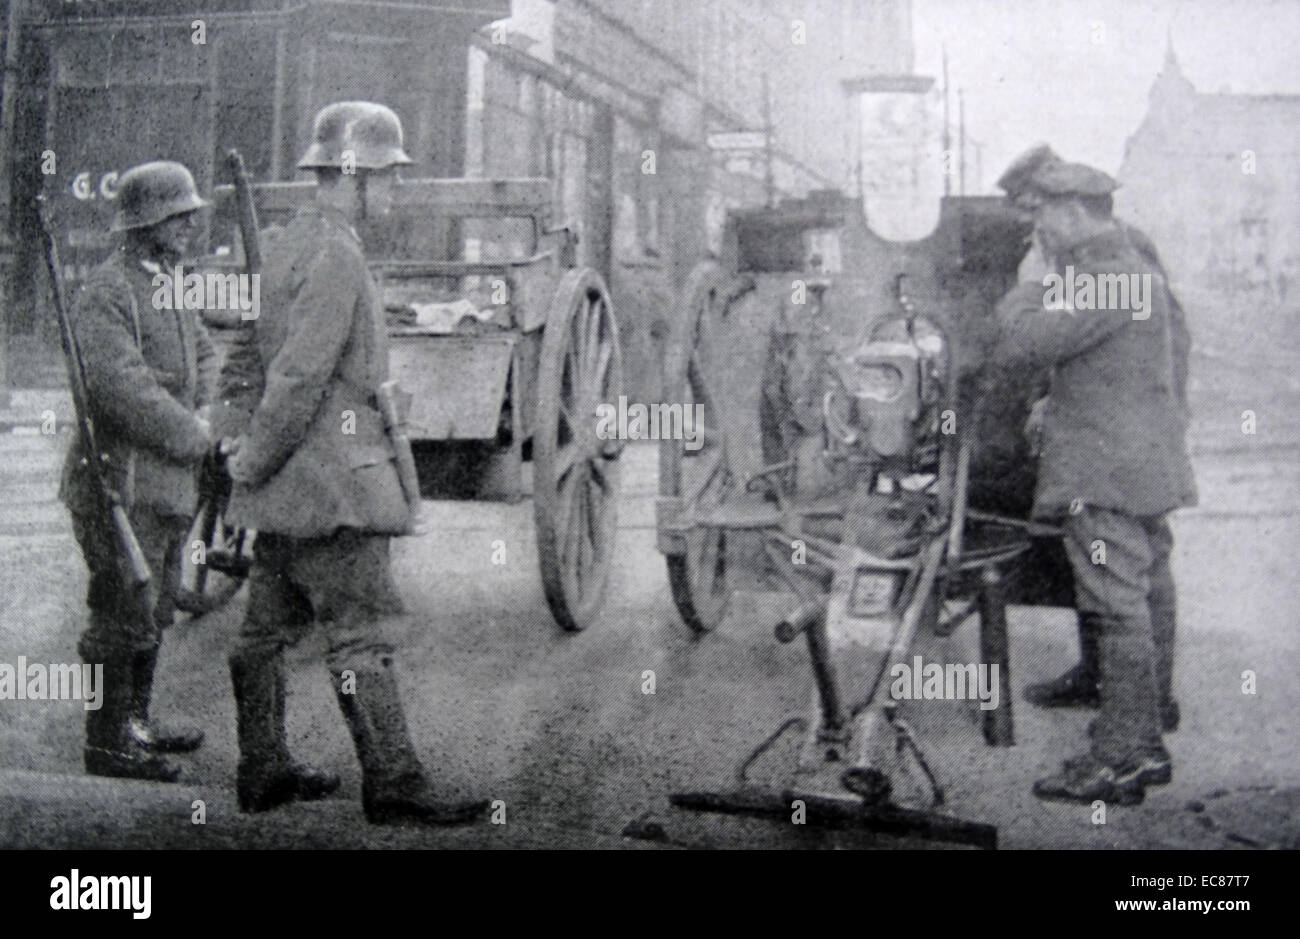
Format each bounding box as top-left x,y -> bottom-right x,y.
110,503 -> 153,591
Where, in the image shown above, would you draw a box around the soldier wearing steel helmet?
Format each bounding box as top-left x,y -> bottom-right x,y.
59,160 -> 217,781
999,145 -> 1191,737
991,152 -> 1196,804
216,102 -> 487,825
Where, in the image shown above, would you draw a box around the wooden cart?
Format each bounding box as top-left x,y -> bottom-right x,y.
180,176 -> 623,633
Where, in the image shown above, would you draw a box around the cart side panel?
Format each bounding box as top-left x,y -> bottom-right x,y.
388,334 -> 515,441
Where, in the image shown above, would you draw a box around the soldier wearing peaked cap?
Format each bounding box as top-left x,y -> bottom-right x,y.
1032,160 -> 1120,198
216,102 -> 487,825
1000,148 -> 1192,742
997,143 -> 1063,204
991,153 -> 1196,805
60,160 -> 216,782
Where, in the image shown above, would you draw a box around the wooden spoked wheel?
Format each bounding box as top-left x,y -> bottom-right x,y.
660,262 -> 735,634
534,267 -> 623,632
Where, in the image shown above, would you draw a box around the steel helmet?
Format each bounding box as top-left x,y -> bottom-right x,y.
111,161 -> 210,232
296,101 -> 414,171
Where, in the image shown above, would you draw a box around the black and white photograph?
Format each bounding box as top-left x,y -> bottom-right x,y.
0,0 -> 1294,900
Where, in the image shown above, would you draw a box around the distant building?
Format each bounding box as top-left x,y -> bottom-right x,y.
475,0 -> 918,399
0,0 -> 919,398
1117,43 -> 1300,347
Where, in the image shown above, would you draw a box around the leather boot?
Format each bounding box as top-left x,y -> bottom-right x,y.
332,656 -> 487,826
128,644 -> 204,754
1090,620 -> 1166,773
84,654 -> 181,782
230,649 -> 340,813
1149,572 -> 1180,732
1023,611 -> 1101,708
1034,747 -> 1171,805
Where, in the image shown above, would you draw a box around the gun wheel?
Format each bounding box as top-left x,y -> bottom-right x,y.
660,261 -> 735,634
534,268 -> 623,632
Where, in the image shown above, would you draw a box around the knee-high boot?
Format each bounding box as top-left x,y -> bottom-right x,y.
1024,611 -> 1102,708
229,648 -> 340,813
1149,576 -> 1180,732
84,652 -> 182,782
127,643 -> 204,753
331,655 -> 486,826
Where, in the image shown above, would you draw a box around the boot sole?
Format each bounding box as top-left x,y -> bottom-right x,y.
238,774 -> 342,813
85,751 -> 182,784
1032,780 -> 1146,806
238,777 -> 300,814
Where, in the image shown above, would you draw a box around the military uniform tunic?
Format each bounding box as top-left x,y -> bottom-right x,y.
218,202 -> 409,665
994,223 -> 1195,764
59,247 -> 217,658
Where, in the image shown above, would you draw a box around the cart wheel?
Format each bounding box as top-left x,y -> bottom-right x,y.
174,495 -> 249,617
534,267 -> 623,632
660,261 -> 735,634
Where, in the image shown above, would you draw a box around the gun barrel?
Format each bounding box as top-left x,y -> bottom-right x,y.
37,196 -> 154,599
775,601 -> 821,643
226,149 -> 262,274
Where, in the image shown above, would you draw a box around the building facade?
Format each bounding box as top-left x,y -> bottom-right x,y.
470,0 -> 916,398
1117,44 -> 1300,351
0,0 -> 918,398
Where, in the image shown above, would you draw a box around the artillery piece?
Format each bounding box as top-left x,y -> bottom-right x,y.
650,190 -> 1076,848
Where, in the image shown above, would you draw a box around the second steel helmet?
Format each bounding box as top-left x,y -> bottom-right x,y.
111,161 -> 210,232
296,101 -> 414,171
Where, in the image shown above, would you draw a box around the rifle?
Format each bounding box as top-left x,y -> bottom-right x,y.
225,148 -> 261,276
186,149 -> 262,592
173,147 -> 260,614
36,194 -> 153,603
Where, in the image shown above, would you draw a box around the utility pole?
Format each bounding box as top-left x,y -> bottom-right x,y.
762,71 -> 775,208
958,88 -> 966,196
0,0 -> 23,401
941,45 -> 950,197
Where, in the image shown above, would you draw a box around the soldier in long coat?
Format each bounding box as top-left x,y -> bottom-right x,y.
61,161 -> 214,781
217,102 -> 486,825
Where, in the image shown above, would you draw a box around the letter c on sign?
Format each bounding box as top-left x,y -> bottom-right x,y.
99,172 -> 119,200
71,172 -> 93,201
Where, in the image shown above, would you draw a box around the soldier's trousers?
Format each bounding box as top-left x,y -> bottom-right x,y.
1063,507 -> 1174,765
71,504 -> 191,661
237,529 -> 406,667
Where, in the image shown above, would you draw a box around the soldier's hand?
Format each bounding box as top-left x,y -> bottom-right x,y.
1017,232 -> 1052,285
225,436 -> 255,485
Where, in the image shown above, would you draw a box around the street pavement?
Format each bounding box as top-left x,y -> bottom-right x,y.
0,350 -> 1297,849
